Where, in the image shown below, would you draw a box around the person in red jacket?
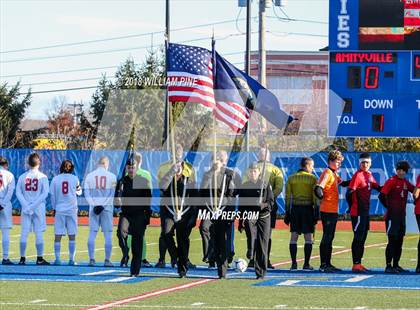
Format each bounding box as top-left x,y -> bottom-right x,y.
379,161 -> 415,273
346,153 -> 381,273
414,174 -> 420,273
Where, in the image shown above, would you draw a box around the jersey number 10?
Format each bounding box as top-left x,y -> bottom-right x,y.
95,176 -> 107,189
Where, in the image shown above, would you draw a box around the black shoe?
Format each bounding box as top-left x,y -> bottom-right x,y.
208,261 -> 215,268
218,275 -> 226,279
18,257 -> 26,265
120,256 -> 129,267
130,274 -> 139,277
415,266 -> 420,273
2,259 -> 14,265
267,261 -> 275,269
154,260 -> 166,268
290,262 -> 297,270
187,260 -> 196,269
171,258 -> 177,268
256,275 -> 265,280
385,265 -> 397,274
327,264 -> 341,272
319,263 -> 327,272
179,272 -> 187,278
36,258 -> 50,265
141,259 -> 152,268
248,259 -> 254,268
303,264 -> 314,271
394,265 -> 409,273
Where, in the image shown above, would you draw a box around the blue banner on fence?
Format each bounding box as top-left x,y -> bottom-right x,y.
0,149 -> 418,215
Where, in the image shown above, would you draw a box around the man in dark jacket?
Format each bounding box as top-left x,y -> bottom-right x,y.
115,158 -> 152,277
239,162 -> 274,279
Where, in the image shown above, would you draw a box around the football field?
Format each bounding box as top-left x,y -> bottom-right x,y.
0,223 -> 419,310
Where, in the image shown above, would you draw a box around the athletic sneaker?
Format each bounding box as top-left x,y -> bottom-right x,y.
171,258 -> 177,268
154,260 -> 166,268
54,259 -> 62,266
385,265 -> 397,274
104,260 -> 113,267
394,265 -> 409,273
319,263 -> 328,272
36,258 -> 50,265
68,260 -> 76,266
187,260 -> 196,269
352,264 -> 366,273
290,262 -> 298,270
141,259 -> 152,268
88,259 -> 96,267
120,256 -> 129,268
327,264 -> 341,272
302,264 -> 314,271
1,259 -> 14,265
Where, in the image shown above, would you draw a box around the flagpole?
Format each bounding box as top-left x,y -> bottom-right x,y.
212,34 -> 218,212
166,0 -> 179,220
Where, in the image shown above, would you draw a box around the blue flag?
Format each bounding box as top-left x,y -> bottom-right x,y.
214,52 -> 294,130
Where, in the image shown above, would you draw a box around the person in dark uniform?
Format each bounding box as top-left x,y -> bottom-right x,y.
159,144 -> 197,278
379,161 -> 415,274
239,162 -> 274,279
200,151 -> 235,279
284,157 -> 318,270
346,153 -> 381,273
199,151 -> 241,268
115,158 -> 152,277
242,147 -> 283,268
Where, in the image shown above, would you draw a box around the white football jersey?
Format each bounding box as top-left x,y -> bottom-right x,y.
0,167 -> 15,207
83,167 -> 117,210
50,173 -> 82,214
16,168 -> 49,215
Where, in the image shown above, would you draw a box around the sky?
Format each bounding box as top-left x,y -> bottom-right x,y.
0,0 -> 328,120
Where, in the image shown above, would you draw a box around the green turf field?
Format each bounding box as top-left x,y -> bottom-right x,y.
0,224 -> 419,310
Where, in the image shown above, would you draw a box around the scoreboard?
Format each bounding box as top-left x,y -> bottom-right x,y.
329,0 -> 420,137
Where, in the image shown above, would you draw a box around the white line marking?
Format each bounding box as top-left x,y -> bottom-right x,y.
344,275 -> 373,283
276,280 -> 301,286
29,300 -> 47,304
81,269 -> 118,276
83,279 -> 214,310
274,306 -> 288,309
191,302 -> 205,306
104,276 -> 131,283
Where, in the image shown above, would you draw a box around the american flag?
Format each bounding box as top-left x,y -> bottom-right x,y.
167,43 -> 215,109
167,43 -> 250,132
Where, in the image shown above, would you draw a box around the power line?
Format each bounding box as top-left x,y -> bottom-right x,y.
21,86 -> 98,95
1,16 -> 326,55
0,66 -> 118,78
19,77 -> 114,87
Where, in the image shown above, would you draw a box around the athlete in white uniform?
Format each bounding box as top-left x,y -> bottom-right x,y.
0,157 -> 16,265
50,160 -> 82,266
84,156 -> 116,267
16,153 -> 50,265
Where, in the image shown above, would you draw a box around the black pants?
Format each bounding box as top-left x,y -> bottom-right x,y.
117,214 -> 129,260
126,214 -> 146,276
213,220 -> 231,277
200,218 -> 215,263
267,204 -> 278,263
385,217 -> 406,267
244,219 -> 257,259
320,212 -> 338,266
175,214 -> 195,275
351,215 -> 370,264
254,214 -> 271,278
227,221 -> 235,263
159,208 -> 176,262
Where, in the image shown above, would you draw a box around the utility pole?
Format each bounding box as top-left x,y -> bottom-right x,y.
258,0 -> 268,132
245,0 -> 251,155
69,101 -> 83,127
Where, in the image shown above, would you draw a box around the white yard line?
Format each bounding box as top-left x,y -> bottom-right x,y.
81,270 -> 118,276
